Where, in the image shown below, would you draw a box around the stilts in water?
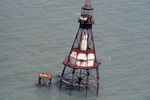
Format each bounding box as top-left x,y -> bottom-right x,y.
37,72 -> 60,88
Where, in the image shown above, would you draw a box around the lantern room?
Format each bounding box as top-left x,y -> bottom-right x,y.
81,0 -> 93,17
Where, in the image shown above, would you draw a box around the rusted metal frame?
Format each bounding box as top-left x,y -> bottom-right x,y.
82,71 -> 96,86
64,59 -> 100,69
62,71 -> 73,78
60,65 -> 67,89
75,28 -> 83,68
88,29 -> 92,50
82,79 -> 97,85
96,68 -> 99,94
72,48 -> 94,53
90,28 -> 97,63
70,68 -> 76,95
87,86 -> 95,95
46,78 -> 49,88
68,28 -> 81,63
89,26 -> 99,66
37,77 -> 41,86
77,28 -> 83,50
49,78 -> 52,88
86,69 -> 89,97
88,69 -> 97,80
62,67 -> 75,83
37,72 -> 53,87
85,28 -> 89,68
78,69 -> 82,91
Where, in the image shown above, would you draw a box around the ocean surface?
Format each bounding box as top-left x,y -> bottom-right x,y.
0,0 -> 150,100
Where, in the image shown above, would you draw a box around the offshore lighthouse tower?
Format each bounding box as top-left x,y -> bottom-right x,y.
60,0 -> 101,96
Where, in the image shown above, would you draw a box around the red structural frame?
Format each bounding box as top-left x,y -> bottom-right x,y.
60,0 -> 100,96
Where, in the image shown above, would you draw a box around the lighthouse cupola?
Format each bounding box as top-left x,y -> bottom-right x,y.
81,0 -> 93,17
79,0 -> 94,24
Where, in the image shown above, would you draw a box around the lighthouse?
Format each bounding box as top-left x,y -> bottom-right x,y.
60,0 -> 101,96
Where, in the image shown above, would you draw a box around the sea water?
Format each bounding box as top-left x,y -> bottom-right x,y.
0,0 -> 150,100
